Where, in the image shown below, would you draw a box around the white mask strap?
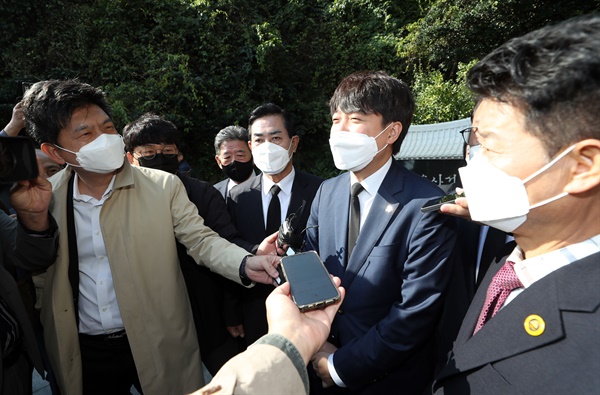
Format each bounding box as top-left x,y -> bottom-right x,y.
373,122 -> 393,155
54,145 -> 82,168
523,144 -> 576,184
530,192 -> 569,209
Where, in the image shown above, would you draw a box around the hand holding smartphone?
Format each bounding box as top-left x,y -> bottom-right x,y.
279,251 -> 341,312
421,191 -> 465,213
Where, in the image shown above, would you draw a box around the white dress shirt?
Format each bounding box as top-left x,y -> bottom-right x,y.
73,174 -> 124,335
503,234 -> 600,308
261,167 -> 295,230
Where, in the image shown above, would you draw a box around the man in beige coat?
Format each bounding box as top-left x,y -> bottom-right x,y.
22,80 -> 281,395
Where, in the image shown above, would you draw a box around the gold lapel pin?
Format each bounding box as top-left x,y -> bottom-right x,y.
524,314 -> 546,336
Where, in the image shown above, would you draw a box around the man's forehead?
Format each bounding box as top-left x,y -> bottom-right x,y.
221,140 -> 250,151
252,130 -> 283,137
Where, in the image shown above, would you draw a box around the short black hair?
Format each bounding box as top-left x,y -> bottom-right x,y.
467,14 -> 600,156
329,71 -> 415,155
22,80 -> 112,145
122,113 -> 182,153
247,103 -> 296,139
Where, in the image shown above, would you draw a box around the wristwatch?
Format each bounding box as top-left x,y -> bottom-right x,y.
239,255 -> 254,286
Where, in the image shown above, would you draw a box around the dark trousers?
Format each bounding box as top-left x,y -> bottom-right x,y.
79,331 -> 143,395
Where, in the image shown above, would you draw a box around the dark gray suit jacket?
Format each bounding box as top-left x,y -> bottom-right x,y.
434,251 -> 600,394
213,178 -> 229,200
0,211 -> 58,387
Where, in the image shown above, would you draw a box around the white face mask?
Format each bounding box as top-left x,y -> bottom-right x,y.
329,123 -> 392,172
458,144 -> 575,233
252,140 -> 293,175
57,133 -> 125,174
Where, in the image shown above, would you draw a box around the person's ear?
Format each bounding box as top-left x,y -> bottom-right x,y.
215,155 -> 223,169
126,152 -> 135,165
248,140 -> 253,150
40,143 -> 66,165
386,121 -> 402,145
563,139 -> 600,194
291,135 -> 300,153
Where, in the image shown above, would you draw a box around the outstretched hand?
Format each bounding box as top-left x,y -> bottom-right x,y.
266,277 -> 345,365
244,255 -> 281,285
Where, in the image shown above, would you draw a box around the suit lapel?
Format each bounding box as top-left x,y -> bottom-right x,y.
343,163 -> 403,288
437,252 -> 600,383
288,171 -> 307,217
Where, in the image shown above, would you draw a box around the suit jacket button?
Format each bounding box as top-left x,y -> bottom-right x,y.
337,309 -> 344,315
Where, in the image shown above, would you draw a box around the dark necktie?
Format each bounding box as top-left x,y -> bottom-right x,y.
347,183 -> 364,259
266,184 -> 281,235
477,227 -> 508,287
473,260 -> 523,334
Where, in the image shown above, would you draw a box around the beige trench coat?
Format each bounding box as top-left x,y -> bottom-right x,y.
40,162 -> 248,395
195,334 -> 308,395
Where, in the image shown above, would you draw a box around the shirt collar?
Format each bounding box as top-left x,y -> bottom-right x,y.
350,157 -> 392,198
511,234 -> 600,288
262,167 -> 295,197
73,172 -> 116,203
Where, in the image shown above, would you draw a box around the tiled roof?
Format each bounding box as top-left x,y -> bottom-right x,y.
395,118 -> 471,160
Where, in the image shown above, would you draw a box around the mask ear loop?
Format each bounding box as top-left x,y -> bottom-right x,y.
374,122 -> 394,155
522,144 -> 576,184
524,144 -> 576,209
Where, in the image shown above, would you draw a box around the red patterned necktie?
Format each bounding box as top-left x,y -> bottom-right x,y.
473,260 -> 523,334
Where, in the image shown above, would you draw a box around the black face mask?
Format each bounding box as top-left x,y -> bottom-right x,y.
222,160 -> 254,183
138,154 -> 180,174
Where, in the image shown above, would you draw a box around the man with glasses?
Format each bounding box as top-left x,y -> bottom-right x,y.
435,14 -> 599,394
454,124 -> 513,301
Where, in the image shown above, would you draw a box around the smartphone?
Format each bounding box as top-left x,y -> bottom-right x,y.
0,136 -> 39,183
421,191 -> 465,213
279,251 -> 341,312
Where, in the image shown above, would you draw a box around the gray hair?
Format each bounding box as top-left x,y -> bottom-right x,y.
214,125 -> 249,154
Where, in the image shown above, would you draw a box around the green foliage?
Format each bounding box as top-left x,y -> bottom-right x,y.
412,60 -> 477,124
0,0 -> 596,180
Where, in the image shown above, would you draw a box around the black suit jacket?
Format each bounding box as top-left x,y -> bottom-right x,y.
176,175 -> 247,374
434,251 -> 600,394
227,168 -> 323,343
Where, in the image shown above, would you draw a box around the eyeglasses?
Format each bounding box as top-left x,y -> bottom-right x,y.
459,127 -> 479,146
135,146 -> 179,160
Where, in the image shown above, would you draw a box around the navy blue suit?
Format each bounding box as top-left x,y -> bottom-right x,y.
306,159 -> 457,394
434,251 -> 600,394
227,169 -> 323,344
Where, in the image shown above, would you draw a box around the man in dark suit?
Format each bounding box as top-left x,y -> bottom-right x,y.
0,139 -> 58,394
227,103 -> 323,345
434,14 -> 600,394
213,125 -> 256,201
307,71 -> 457,394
